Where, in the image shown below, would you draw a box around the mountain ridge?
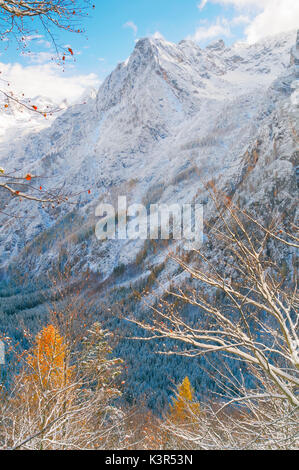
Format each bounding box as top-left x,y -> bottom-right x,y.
0,30 -> 297,282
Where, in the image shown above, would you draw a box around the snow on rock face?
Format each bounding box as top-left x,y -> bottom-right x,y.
206,39 -> 226,51
0,96 -> 57,143
291,30 -> 299,80
0,30 -> 298,283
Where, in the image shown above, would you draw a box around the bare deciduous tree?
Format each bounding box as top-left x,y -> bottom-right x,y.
129,194 -> 299,448
0,0 -> 93,113
0,2 -> 94,217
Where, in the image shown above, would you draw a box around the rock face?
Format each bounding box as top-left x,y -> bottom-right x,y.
206,39 -> 226,51
291,30 -> 299,79
0,30 -> 298,285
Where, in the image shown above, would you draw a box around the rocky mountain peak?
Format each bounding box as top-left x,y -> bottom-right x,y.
130,37 -> 161,66
206,39 -> 226,51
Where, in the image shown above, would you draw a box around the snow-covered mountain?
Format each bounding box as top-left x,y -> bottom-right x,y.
0,30 -> 298,289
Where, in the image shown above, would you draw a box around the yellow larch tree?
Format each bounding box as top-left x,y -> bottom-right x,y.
169,376 -> 200,424
13,325 -> 74,449
25,324 -> 72,393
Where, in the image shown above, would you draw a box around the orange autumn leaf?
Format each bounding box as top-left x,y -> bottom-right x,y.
68,47 -> 74,55
25,173 -> 32,181
32,105 -> 38,111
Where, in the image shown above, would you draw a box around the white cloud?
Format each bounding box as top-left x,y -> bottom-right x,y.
22,34 -> 44,42
198,0 -> 208,9
123,21 -> 138,36
21,34 -> 51,49
244,0 -> 299,43
200,1 -> 299,44
204,0 -> 269,8
231,15 -> 251,26
38,39 -> 52,49
22,51 -> 55,65
0,61 -> 100,104
188,17 -> 231,42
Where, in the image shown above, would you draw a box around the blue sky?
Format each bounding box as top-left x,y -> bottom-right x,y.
1,0 -> 249,79
0,0 -> 298,103
77,0 -> 247,78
